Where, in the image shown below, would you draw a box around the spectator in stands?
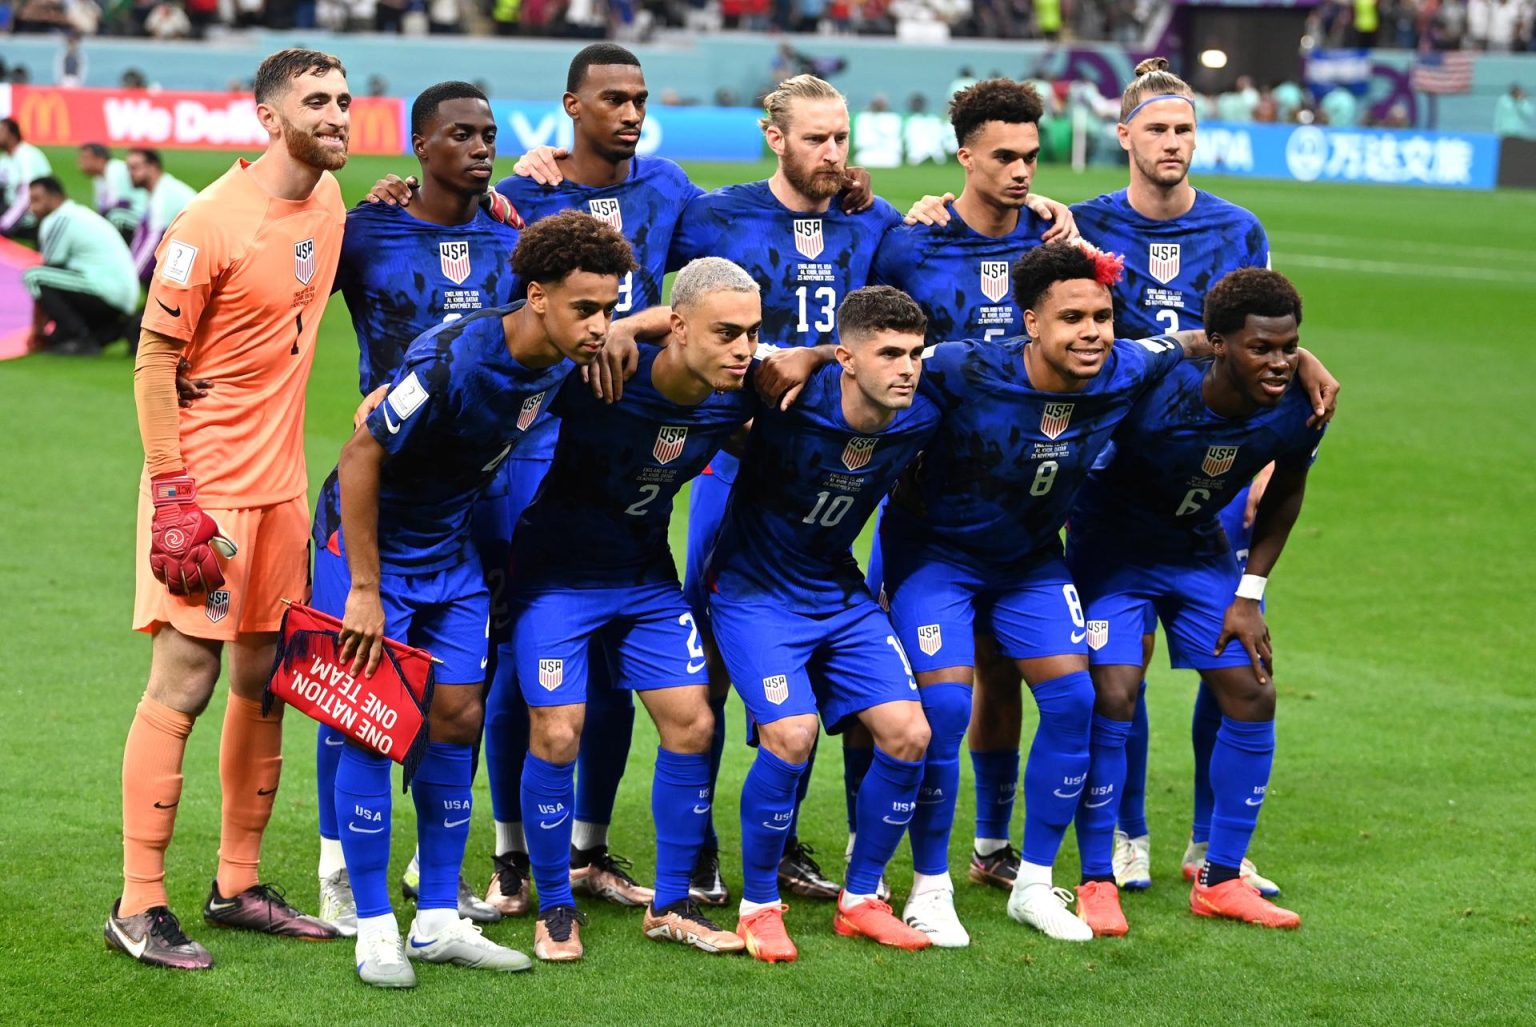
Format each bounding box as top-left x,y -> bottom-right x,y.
947,65 -> 977,97
77,143 -> 148,241
23,177 -> 139,356
1494,82 -> 1534,135
185,0 -> 218,36
1273,79 -> 1305,121
120,68 -> 149,90
125,148 -> 196,284
9,65 -> 33,84
54,30 -> 87,86
1253,85 -> 1280,123
1320,84 -> 1360,126
1216,76 -> 1259,122
1485,0 -> 1521,48
0,118 -> 53,240
367,74 -> 390,97
144,0 -> 191,37
1354,0 -> 1381,44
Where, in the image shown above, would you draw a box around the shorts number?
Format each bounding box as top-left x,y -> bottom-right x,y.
803,490 -> 854,527
1062,583 -> 1085,628
1155,309 -> 1179,333
796,285 -> 837,334
1029,460 -> 1058,497
625,483 -> 661,517
678,612 -> 705,664
1175,487 -> 1210,517
886,635 -> 916,687
616,271 -> 635,314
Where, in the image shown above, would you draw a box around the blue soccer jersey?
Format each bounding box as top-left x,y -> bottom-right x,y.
709,362 -> 939,612
1069,189 -> 1268,338
871,202 -> 1049,345
510,343 -> 756,590
334,202 -> 522,395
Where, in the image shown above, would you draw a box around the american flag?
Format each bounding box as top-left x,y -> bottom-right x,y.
1410,51 -> 1474,95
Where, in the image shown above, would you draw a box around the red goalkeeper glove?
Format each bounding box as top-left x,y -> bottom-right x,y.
148,473 -> 238,596
480,189 -> 525,228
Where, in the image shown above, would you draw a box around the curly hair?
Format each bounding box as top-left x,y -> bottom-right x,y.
1119,56 -> 1194,123
1203,268 -> 1303,338
253,48 -> 346,105
838,286 -> 927,342
949,78 -> 1044,148
512,210 -> 637,285
1011,240 -> 1124,311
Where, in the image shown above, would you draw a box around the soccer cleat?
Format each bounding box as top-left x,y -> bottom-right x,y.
485,851 -> 532,917
406,916 -> 532,970
689,844 -> 730,906
533,904 -> 587,962
901,887 -> 970,948
1075,881 -> 1130,938
835,895 -> 932,951
1005,882 -> 1094,942
736,904 -> 798,964
777,840 -> 840,900
355,929 -> 416,988
642,899 -> 746,954
570,846 -> 655,907
841,837 -> 891,902
1181,839 -> 1281,897
402,854 -> 502,923
202,881 -> 338,940
1113,831 -> 1153,891
1190,878 -> 1301,929
104,900 -> 213,970
967,844 -> 1022,891
318,868 -> 358,937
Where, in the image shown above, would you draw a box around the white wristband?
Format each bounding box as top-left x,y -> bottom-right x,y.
1236,574 -> 1268,601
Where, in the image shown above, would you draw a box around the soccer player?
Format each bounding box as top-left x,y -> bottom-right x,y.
711,287 -> 938,961
22,177 -> 138,356
77,142 -> 148,240
1067,267 -> 1321,933
106,48 -> 350,971
126,149 -> 198,283
310,80 -> 523,937
325,210 -> 633,987
509,257 -> 758,962
0,116 -> 52,238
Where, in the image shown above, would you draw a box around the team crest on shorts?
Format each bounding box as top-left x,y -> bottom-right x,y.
917,624 -> 942,656
1040,402 -> 1074,440
763,675 -> 789,706
439,241 -> 471,285
538,659 -> 564,690
980,261 -> 1010,303
294,238 -> 316,285
517,391 -> 547,432
1148,243 -> 1180,285
653,426 -> 688,465
205,589 -> 230,624
587,198 -> 622,231
793,219 -> 824,260
1202,445 -> 1240,477
841,436 -> 877,471
1085,620 -> 1109,650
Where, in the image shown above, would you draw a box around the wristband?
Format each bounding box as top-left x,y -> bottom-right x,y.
150,472 -> 196,506
1236,574 -> 1267,601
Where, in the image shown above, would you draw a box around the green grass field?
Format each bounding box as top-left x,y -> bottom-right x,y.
2,147 -> 1534,1025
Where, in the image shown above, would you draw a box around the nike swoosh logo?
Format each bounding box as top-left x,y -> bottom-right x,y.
1245,797 -> 1264,806
1071,631 -> 1087,644
383,406 -> 400,434
156,298 -> 181,318
110,920 -> 149,959
1053,787 -> 1085,799
539,812 -> 570,830
207,898 -> 239,912
348,821 -> 384,834
409,936 -> 434,949
323,736 -> 344,747
1085,796 -> 1114,808
686,660 -> 706,674
882,816 -> 913,826
762,821 -> 791,831
443,817 -> 471,828
153,799 -> 179,809
257,786 -> 277,796
692,804 -> 711,814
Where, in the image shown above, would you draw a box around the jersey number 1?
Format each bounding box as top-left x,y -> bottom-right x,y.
796,285 -> 836,334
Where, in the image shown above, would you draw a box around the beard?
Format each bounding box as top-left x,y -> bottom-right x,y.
279,113 -> 349,172
1132,148 -> 1187,189
781,151 -> 846,201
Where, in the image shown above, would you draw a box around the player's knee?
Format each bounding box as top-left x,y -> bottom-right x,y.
759,716 -> 817,764
1092,667 -> 1142,721
659,702 -> 714,755
532,713 -> 584,763
1235,683 -> 1276,722
880,715 -> 930,763
918,682 -> 973,750
430,693 -> 485,746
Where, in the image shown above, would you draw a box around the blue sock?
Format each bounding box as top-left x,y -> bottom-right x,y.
316,724 -> 344,841
410,741 -> 474,912
574,680 -> 635,833
739,747 -> 806,904
787,734 -> 817,840
909,681 -> 971,875
1118,681 -> 1150,837
334,746 -> 393,918
704,688 -> 728,848
1020,671 -> 1094,867
843,742 -> 875,835
1191,682 -> 1223,844
483,643 -> 530,831
652,748 -> 711,909
970,748 -> 1020,843
1076,715 -> 1133,879
847,748 -> 923,895
1206,717 -> 1275,871
521,753 -> 576,911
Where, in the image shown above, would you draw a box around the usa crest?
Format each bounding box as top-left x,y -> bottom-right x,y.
841,436 -> 877,471
763,675 -> 789,706
980,260 -> 1010,303
1086,620 -> 1109,651
1148,242 -> 1180,285
1040,402 -> 1074,440
294,238 -> 316,285
793,218 -> 824,260
653,426 -> 688,465
917,624 -> 942,657
439,241 -> 471,285
516,391 -> 547,432
588,197 -> 622,231
205,589 -> 230,623
538,659 -> 564,691
1202,445 -> 1240,477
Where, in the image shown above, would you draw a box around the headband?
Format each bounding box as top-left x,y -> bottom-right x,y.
1122,93 -> 1196,124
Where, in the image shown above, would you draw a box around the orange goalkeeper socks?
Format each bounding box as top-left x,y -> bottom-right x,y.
214,693 -> 283,898
120,695 -> 195,917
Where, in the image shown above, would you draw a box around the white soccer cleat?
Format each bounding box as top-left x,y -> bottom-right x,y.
406,917 -> 532,971
901,887 -> 971,948
319,868 -> 358,937
1113,831 -> 1152,891
355,929 -> 416,989
1006,882 -> 1094,942
1180,839 -> 1282,897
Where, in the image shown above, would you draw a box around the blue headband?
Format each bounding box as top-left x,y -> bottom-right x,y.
1122,93 -> 1196,124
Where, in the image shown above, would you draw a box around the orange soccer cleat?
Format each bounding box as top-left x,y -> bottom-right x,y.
1075,881 -> 1129,937
833,894 -> 932,951
1190,878 -> 1301,929
736,903 -> 798,963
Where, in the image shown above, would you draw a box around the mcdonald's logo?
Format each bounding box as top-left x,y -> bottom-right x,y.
17,90 -> 70,146
348,99 -> 402,156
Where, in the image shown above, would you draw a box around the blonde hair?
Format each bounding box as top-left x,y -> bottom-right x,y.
759,74 -> 846,133
1119,57 -> 1194,122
